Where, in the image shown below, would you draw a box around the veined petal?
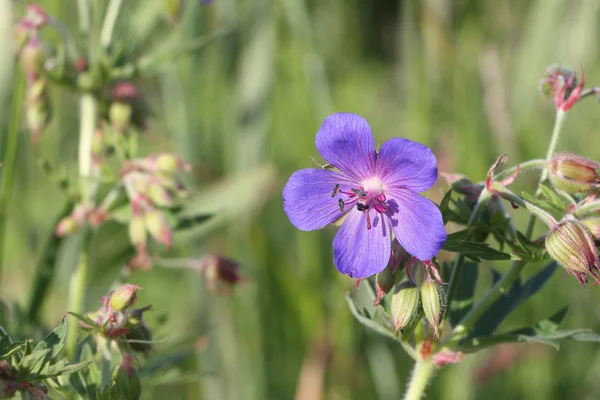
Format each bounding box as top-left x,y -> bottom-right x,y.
377,138 -> 438,193
333,209 -> 391,278
385,189 -> 446,260
315,113 -> 376,181
283,168 -> 356,231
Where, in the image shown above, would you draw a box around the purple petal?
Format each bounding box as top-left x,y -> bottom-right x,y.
376,138 -> 438,193
385,189 -> 446,260
315,113 -> 376,181
283,168 -> 356,231
333,209 -> 391,278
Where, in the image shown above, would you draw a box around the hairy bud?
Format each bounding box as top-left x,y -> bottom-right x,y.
390,281 -> 420,334
144,209 -> 172,247
545,219 -> 600,285
549,153 -> 600,193
421,280 -> 445,338
109,284 -> 141,311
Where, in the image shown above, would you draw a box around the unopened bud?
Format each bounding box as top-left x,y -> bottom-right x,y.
55,216 -> 80,237
155,153 -> 191,173
20,36 -> 46,80
390,281 -> 420,334
109,102 -> 132,132
124,320 -> 153,354
144,209 -> 172,247
197,255 -> 243,293
545,219 -> 600,285
549,153 -> 600,193
421,280 -> 445,338
148,181 -> 173,207
115,353 -> 141,399
539,65 -> 577,100
24,4 -> 49,29
128,215 -> 147,248
112,82 -> 138,102
109,284 -> 141,311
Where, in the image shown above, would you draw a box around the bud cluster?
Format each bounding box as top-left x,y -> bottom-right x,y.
82,284 -> 153,354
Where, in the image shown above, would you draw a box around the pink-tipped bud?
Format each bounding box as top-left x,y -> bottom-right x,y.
549,153 -> 600,193
148,181 -> 174,207
390,281 -> 421,334
13,22 -> 32,54
128,215 -> 147,248
109,284 -> 141,311
144,209 -> 172,247
155,153 -> 191,173
20,35 -> 46,81
115,353 -> 141,398
421,279 -> 445,339
112,82 -> 138,102
24,4 -> 49,29
55,216 -> 80,237
109,102 -> 132,132
545,219 -> 600,285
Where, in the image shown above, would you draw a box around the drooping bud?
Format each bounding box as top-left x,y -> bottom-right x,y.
144,209 -> 172,247
549,153 -> 600,193
539,65 -> 585,112
545,219 -> 600,285
128,215 -> 147,249
155,153 -> 191,173
390,281 -> 421,334
148,181 -> 173,207
421,279 -> 445,338
20,35 -> 46,81
109,284 -> 141,311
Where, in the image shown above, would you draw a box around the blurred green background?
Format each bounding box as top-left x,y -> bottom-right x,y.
2,0 -> 600,399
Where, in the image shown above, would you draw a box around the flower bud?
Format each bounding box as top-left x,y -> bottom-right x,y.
109,102 -> 132,132
196,255 -> 243,293
155,153 -> 191,173
545,219 -> 600,285
124,320 -> 153,354
20,36 -> 46,80
421,279 -> 445,339
91,128 -> 105,162
115,354 -> 141,400
109,284 -> 141,311
128,215 -> 147,249
390,281 -> 420,334
148,181 -> 173,207
112,82 -> 138,102
144,209 -> 172,247
549,153 -> 600,193
55,216 -> 80,237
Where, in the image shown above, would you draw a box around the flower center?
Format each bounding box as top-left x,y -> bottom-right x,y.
362,178 -> 384,196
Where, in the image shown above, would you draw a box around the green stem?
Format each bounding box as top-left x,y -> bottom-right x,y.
0,69 -> 24,284
574,201 -> 600,217
494,159 -> 547,182
403,359 -> 435,400
100,0 -> 123,48
445,190 -> 491,308
444,110 -> 568,348
66,242 -> 89,359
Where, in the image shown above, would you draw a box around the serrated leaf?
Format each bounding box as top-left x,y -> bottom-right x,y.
448,262 -> 478,327
539,183 -> 569,210
37,359 -> 93,379
521,190 -> 563,213
442,238 -> 511,261
18,348 -> 52,377
68,312 -> 100,329
34,316 -> 68,360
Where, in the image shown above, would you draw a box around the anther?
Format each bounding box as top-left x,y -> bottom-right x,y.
331,184 -> 340,198
357,203 -> 369,212
338,198 -> 345,212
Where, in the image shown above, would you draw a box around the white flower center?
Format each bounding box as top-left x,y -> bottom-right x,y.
362,178 -> 384,196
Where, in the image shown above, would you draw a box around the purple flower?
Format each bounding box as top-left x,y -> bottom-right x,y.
282,113 -> 447,278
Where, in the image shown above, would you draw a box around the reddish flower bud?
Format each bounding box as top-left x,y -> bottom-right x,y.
112,82 -> 138,102
196,255 -> 243,293
55,216 -> 79,237
539,65 -> 585,112
144,209 -> 172,247
549,153 -> 600,193
109,284 -> 141,311
581,218 -> 600,243
545,219 -> 600,285
24,4 -> 49,29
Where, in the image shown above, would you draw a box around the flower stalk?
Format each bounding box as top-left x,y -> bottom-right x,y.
403,359 -> 435,400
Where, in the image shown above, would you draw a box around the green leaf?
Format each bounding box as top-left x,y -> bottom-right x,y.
539,183 -> 568,210
521,190 -> 564,213
345,294 -> 397,341
442,230 -> 511,261
511,231 -> 551,262
448,262 -> 478,327
439,189 -> 452,225
468,262 -> 557,338
34,316 -> 68,360
18,348 -> 52,377
68,312 -> 99,329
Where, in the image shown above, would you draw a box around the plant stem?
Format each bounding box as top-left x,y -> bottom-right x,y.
444,109 -> 568,348
66,241 -> 89,359
493,158 -> 547,181
403,359 -> 435,400
0,69 -> 24,284
100,0 -> 123,48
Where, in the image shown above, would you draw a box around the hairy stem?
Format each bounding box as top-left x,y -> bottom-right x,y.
403,359 -> 435,400
0,69 -> 24,284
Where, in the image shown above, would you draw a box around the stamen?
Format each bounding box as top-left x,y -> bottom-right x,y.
366,210 -> 372,230
351,188 -> 367,198
373,203 -> 386,213
338,199 -> 345,211
376,194 -> 386,202
331,184 -> 340,198
356,203 -> 369,212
